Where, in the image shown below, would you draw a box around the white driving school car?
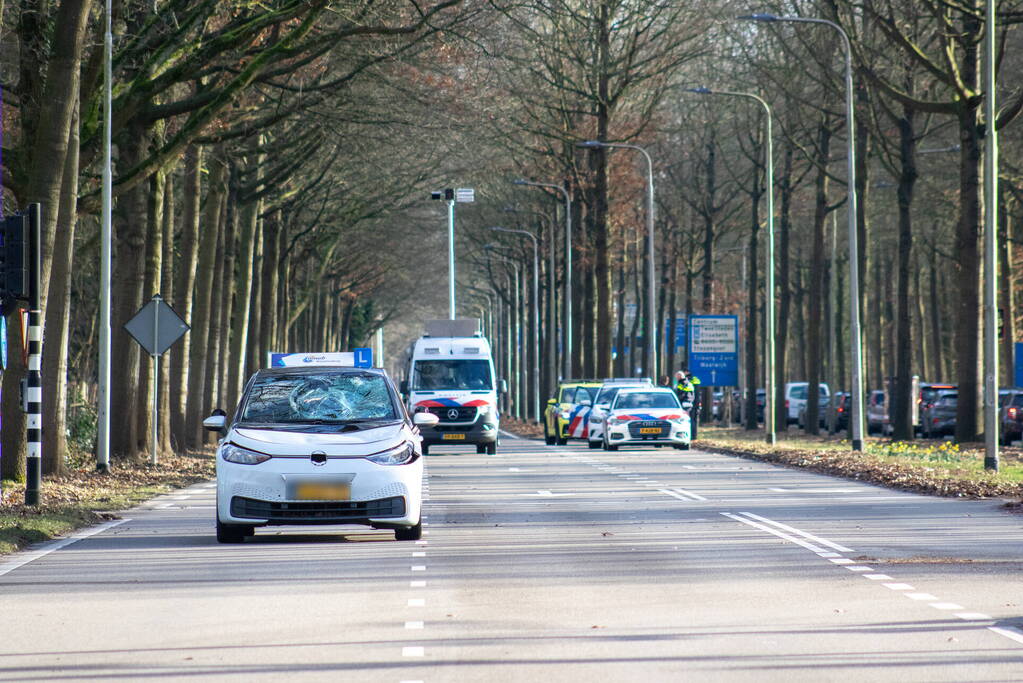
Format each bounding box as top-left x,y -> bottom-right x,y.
205,354 -> 438,543
601,387 -> 691,451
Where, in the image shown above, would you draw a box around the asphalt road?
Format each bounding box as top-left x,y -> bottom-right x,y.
2,434 -> 1022,682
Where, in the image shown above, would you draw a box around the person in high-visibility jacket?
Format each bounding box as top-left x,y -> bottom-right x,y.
675,370 -> 697,403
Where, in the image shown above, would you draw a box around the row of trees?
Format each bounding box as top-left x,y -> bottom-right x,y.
2,0 -> 1023,491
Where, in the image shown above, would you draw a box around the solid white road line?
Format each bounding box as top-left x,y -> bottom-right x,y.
988,626 -> 1023,646
739,512 -> 855,553
721,512 -> 829,554
956,613 -> 992,621
0,519 -> 130,578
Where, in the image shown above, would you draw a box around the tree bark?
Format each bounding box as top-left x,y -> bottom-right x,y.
892,106 -> 918,440
775,143 -> 794,431
806,121 -> 831,436
170,145 -> 202,448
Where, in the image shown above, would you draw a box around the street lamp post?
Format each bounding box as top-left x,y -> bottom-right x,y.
492,227 -> 540,423
687,87 -> 776,445
741,13 -> 865,451
983,0 -> 999,470
512,180 -> 572,379
486,247 -> 523,421
431,188 -> 475,320
577,141 -> 658,379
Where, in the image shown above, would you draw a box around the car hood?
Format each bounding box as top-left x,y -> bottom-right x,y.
609,408 -> 688,421
229,422 -> 408,455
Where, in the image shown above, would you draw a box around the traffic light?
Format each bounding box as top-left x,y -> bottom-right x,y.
0,212 -> 28,304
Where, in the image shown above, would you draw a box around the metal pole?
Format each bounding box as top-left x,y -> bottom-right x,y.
97,0 -> 113,472
24,203 -> 42,505
740,15 -> 865,451
514,264 -> 522,421
643,150 -> 658,379
448,199 -> 456,319
828,212 -> 838,434
151,294 -> 160,465
376,326 -> 384,369
984,0 -> 999,470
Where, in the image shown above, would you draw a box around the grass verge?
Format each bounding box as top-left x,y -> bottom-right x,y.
696,426 -> 1023,499
0,450 -> 214,557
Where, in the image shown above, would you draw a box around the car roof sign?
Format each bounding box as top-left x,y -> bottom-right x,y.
268,351 -> 373,368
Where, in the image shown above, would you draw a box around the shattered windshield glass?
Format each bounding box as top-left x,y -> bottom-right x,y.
412,360 -> 493,390
240,371 -> 398,423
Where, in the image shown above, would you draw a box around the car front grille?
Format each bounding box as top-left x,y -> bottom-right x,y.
230,496 -> 406,522
428,406 -> 478,423
627,420 -> 670,438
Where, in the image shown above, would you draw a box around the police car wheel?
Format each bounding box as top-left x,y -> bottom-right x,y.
676,443 -> 691,451
544,422 -> 556,445
422,444 -> 430,455
556,435 -> 568,446
216,518 -> 247,544
476,444 -> 486,454
485,442 -> 497,455
395,521 -> 423,541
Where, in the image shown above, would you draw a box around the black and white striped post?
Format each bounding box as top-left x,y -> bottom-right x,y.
24,203 -> 42,506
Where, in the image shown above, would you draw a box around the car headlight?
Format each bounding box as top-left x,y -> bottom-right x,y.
221,443 -> 272,465
366,441 -> 418,466
670,416 -> 690,425
608,416 -> 630,425
478,404 -> 491,416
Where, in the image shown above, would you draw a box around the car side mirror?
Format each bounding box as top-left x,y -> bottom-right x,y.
203,410 -> 227,432
413,412 -> 440,427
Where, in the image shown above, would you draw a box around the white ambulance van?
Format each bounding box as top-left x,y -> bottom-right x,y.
402,319 -> 500,455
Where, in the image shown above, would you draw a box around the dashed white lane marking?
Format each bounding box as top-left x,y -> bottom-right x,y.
415,540 -> 428,545
412,552 -> 425,558
410,581 -> 426,588
524,490 -> 574,497
508,467 -> 521,472
906,592 -> 939,601
411,566 -> 426,571
845,566 -> 872,572
400,679 -> 425,683
883,583 -> 915,591
739,512 -> 854,553
0,519 -> 130,577
407,599 -> 425,607
989,626 -> 1023,645
829,558 -> 854,565
405,621 -> 424,629
957,612 -> 992,621
930,603 -> 965,610
863,574 -> 894,581
402,646 -> 424,657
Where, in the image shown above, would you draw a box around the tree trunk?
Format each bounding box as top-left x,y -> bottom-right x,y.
204,190 -> 230,430
744,183 -> 761,431
227,197 -> 260,412
170,145 -> 202,448
41,100 -> 80,476
246,217 -> 264,377
999,186 -> 1015,386
185,154 -> 227,448
806,122 -> 831,435
258,212 -> 281,366
136,167 -> 165,455
892,107 -> 917,440
775,143 -> 794,431
160,170 -> 175,454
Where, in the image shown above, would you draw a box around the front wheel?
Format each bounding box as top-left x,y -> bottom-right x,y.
676,442 -> 691,451
422,444 -> 430,456
485,442 -> 497,455
555,433 -> 568,446
544,421 -> 556,446
216,518 -> 248,544
395,521 -> 423,541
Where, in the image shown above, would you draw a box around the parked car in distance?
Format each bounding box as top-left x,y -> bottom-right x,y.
797,394 -> 830,430
922,391 -> 957,437
917,383 -> 956,436
830,392 -> 850,431
866,390 -> 891,435
785,382 -> 830,424
999,388 -> 1023,445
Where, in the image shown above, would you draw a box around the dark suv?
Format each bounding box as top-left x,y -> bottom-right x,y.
922,391 -> 957,438
1000,389 -> 1023,445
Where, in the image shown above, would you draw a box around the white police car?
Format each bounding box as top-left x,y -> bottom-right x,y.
205,354 -> 438,543
586,378 -> 654,449
601,387 -> 691,451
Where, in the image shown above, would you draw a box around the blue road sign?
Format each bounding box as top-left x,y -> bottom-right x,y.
664,315 -> 687,349
354,347 -> 373,368
688,315 -> 739,386
1016,343 -> 1023,388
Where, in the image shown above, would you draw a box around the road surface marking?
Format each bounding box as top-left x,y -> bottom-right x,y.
671,484 -> 703,501
508,467 -> 521,472
845,566 -> 872,572
721,512 -> 829,554
411,566 -> 426,571
863,574 -> 894,581
956,613 -> 992,621
829,558 -> 854,565
739,512 -> 854,553
410,581 -> 426,588
415,540 -> 428,545
412,552 -> 425,557
988,626 -> 1023,646
658,489 -> 695,502
408,598 -> 425,607
816,552 -> 841,558
905,593 -> 939,601
402,646 -> 425,657
929,603 -> 964,610
405,621 -> 424,629
0,519 -> 130,578
883,583 -> 915,591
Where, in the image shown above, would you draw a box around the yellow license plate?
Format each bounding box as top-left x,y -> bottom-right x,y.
295,482 -> 350,501
443,433 -> 466,440
639,427 -> 662,434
